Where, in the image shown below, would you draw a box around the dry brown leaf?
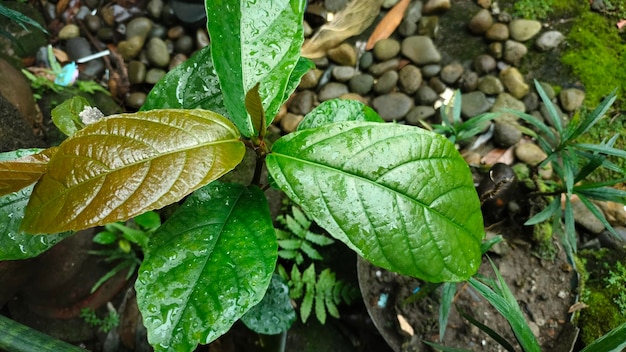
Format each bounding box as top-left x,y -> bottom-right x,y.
397,314 -> 414,336
301,0 -> 384,59
366,0 -> 410,50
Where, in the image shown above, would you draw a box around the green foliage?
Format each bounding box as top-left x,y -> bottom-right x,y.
0,1 -> 486,350
606,261 -> 626,312
275,205 -> 334,264
89,211 -> 159,293
431,90 -> 498,145
512,0 -> 553,19
79,307 -> 120,333
0,3 -> 47,44
278,263 -> 359,324
241,273 -> 296,335
507,80 -> 626,258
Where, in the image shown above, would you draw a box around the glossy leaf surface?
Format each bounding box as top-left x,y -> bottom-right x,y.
22,109 -> 245,234
282,57 -> 315,104
241,273 -> 295,334
51,96 -> 89,136
266,122 -> 484,282
0,149 -> 53,197
140,46 -> 228,117
0,185 -> 70,260
297,99 -> 383,131
207,0 -> 306,136
136,182 -> 277,351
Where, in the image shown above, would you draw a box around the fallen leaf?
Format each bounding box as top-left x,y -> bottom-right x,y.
567,302 -> 588,313
366,0 -> 410,50
397,314 -> 414,336
617,19 -> 626,29
302,0 -> 384,59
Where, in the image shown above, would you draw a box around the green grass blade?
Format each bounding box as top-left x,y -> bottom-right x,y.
567,89 -> 617,141
574,143 -> 626,158
0,315 -> 85,352
534,80 -> 563,135
452,90 -> 462,125
525,196 -> 560,225
456,306 -> 516,352
574,154 -> 605,183
563,196 -> 577,255
575,178 -> 626,191
575,186 -> 626,203
503,109 -> 557,147
580,321 -> 626,352
439,282 -> 456,342
576,193 -> 619,239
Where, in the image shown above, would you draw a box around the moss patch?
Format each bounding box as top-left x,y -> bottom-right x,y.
577,249 -> 626,345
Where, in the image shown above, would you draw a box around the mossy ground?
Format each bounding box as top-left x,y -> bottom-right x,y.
576,249 -> 626,345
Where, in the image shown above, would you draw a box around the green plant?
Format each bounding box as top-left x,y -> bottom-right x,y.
275,204 -> 334,264
80,306 -> 120,333
0,2 -> 47,43
0,1 -> 497,350
431,90 -> 498,145
278,263 -> 358,324
606,261 -> 626,311
511,0 -> 554,19
88,211 -> 159,292
508,80 -> 626,259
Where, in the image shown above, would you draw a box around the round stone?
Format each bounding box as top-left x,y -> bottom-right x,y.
416,85 -> 439,105
169,53 -> 187,70
145,68 -> 166,84
84,14 -> 101,33
440,62 -> 463,85
420,64 -> 441,78
405,106 -> 435,125
97,27 -> 115,42
118,36 -> 145,60
359,52 -> 374,70
125,92 -> 147,109
299,69 -> 323,89
493,121 -> 522,147
559,88 -> 585,112
146,37 -> 171,68
318,82 -> 349,101
485,23 -> 509,41
461,91 -> 491,118
515,142 -> 547,166
492,92 -> 526,122
372,93 -> 414,121
332,66 -> 356,82
536,31 -> 565,51
148,24 -> 167,39
499,67 -> 529,99
368,58 -> 400,77
398,65 -> 422,94
288,90 -> 316,115
422,0 -> 451,14
478,75 -> 504,95
280,113 -> 304,133
373,39 -> 401,61
503,40 -> 528,66
146,0 -> 164,19
167,25 -> 185,40
174,35 -> 193,54
128,61 -> 147,84
460,71 -> 479,92
373,70 -> 399,95
126,17 -> 153,40
473,54 -> 496,74
65,37 -> 92,61
327,43 -> 357,66
509,19 -> 542,42
401,36 -> 441,65
348,74 -> 375,95
468,9 -> 492,34
58,24 -> 80,40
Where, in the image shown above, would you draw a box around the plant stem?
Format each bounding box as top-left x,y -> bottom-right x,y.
0,314 -> 86,352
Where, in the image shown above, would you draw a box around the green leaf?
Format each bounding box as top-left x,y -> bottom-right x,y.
297,99 -> 383,131
0,185 -> 71,260
282,57 -> 315,104
469,260 -> 541,352
93,231 -> 117,245
534,80 -> 563,135
266,122 -> 484,282
140,46 -> 228,117
245,83 -> 266,138
455,306 -> 516,352
566,89 -> 617,141
574,143 -> 626,158
581,322 -> 626,352
422,340 -> 473,352
134,211 -> 161,230
22,109 -> 245,234
136,182 -> 277,351
439,282 -> 456,342
242,273 -> 296,335
524,196 -> 560,225
0,315 -> 86,352
51,96 -> 89,137
207,0 -> 307,136
0,149 -> 53,197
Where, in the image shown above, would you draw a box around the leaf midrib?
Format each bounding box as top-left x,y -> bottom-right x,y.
270,152 -> 476,239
